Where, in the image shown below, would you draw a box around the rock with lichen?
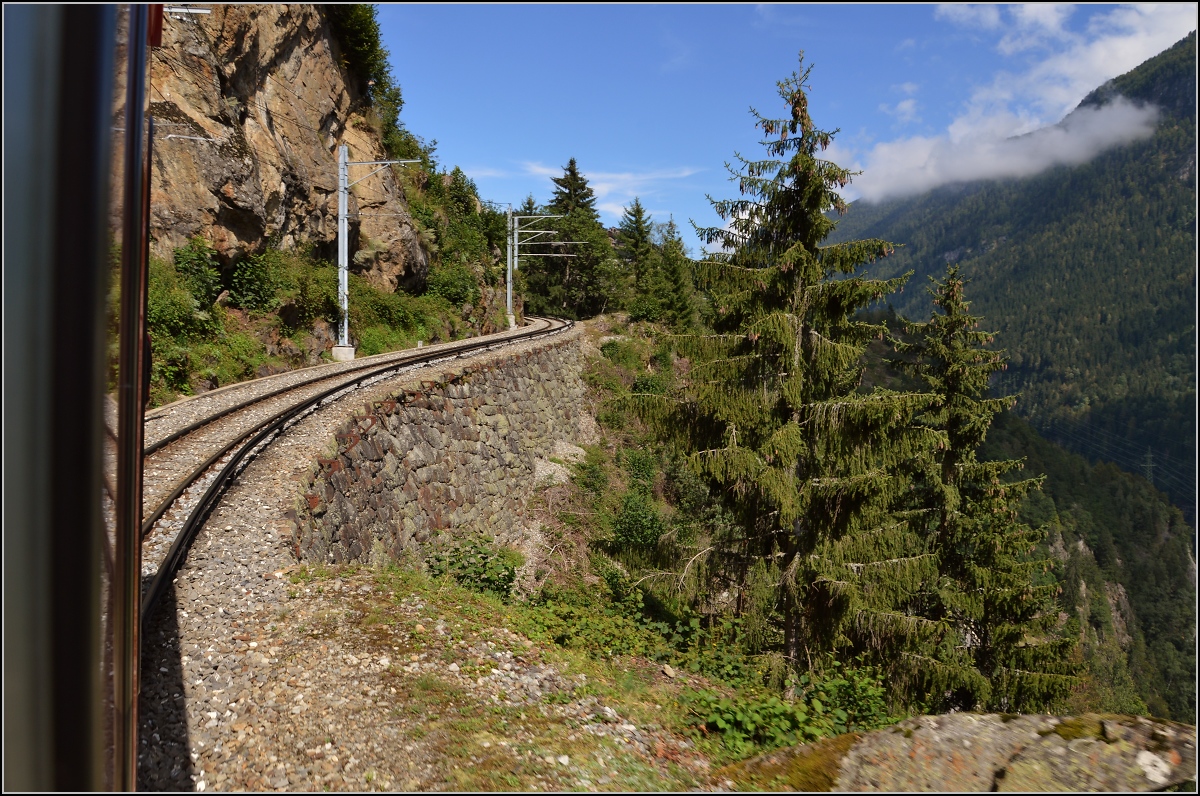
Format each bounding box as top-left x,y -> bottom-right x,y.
719,713 -> 1196,792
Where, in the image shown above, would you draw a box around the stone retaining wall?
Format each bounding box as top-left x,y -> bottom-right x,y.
290,331 -> 585,565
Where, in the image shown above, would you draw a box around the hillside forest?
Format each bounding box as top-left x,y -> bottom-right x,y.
139,3 -> 1195,758
484,36 -> 1197,732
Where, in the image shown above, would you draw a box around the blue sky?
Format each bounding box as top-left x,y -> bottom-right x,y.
378,4 -> 1196,253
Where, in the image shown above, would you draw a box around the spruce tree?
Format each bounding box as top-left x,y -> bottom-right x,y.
635,55 -> 943,690
518,194 -> 564,316
548,157 -> 598,221
618,198 -> 657,293
898,266 -> 1076,712
526,159 -> 615,318
657,219 -> 694,330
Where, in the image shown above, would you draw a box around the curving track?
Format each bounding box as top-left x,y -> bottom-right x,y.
114,317 -> 571,635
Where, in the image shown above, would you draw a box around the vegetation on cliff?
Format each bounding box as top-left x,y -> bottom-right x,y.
139,237 -> 471,406
325,4 -> 409,165
140,4 -> 515,406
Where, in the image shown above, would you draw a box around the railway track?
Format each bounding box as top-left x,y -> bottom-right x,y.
105,317 -> 571,635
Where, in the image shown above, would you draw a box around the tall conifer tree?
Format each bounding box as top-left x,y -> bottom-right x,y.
657,219 -> 695,330
523,160 -> 615,318
618,198 -> 657,293
549,158 -> 598,221
635,56 -> 945,689
897,266 -> 1076,711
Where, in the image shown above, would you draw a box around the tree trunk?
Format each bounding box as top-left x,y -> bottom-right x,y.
780,549 -> 803,667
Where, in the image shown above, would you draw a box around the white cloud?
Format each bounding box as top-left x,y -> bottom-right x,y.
998,4 -> 1076,54
660,31 -> 692,73
585,166 -> 702,200
938,3 -> 1195,121
521,161 -> 561,178
934,3 -> 1002,30
1013,4 -> 1196,120
844,3 -> 1193,202
461,166 -> 509,179
851,97 -> 1158,202
880,98 -> 920,124
895,81 -> 920,96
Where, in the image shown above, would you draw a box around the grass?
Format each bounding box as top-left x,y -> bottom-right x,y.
280,562 -> 727,791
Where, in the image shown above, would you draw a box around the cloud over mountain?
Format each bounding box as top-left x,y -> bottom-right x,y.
848,96 -> 1159,202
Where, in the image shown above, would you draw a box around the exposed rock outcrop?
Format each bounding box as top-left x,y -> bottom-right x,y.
721,713 -> 1196,792
134,5 -> 426,289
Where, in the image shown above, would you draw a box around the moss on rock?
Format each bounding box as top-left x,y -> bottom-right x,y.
717,732 -> 861,792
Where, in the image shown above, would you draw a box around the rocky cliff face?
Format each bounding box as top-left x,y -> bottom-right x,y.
141,4 -> 426,291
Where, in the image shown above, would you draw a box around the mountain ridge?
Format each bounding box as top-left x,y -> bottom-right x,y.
828,31 -> 1196,519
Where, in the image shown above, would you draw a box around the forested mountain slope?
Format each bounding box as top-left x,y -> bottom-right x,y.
982,411 -> 1195,721
828,33 -> 1196,519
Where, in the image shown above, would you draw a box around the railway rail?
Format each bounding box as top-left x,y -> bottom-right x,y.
8,7 -> 573,787
127,317 -> 571,637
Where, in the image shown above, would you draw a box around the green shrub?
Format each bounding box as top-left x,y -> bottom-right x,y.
600,339 -> 641,370
147,255 -> 220,340
688,662 -> 894,757
356,324 -> 408,356
622,448 -> 658,487
627,295 -> 661,323
631,372 -> 668,395
427,535 -> 523,599
284,258 -> 339,331
426,260 -> 479,306
572,449 -> 610,495
665,618 -> 759,685
612,491 -> 664,548
514,599 -> 669,659
173,236 -> 222,307
147,257 -> 198,338
231,250 -> 282,312
149,335 -> 193,399
190,332 -> 268,387
805,660 -> 894,733
689,691 -> 827,755
351,275 -> 425,330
